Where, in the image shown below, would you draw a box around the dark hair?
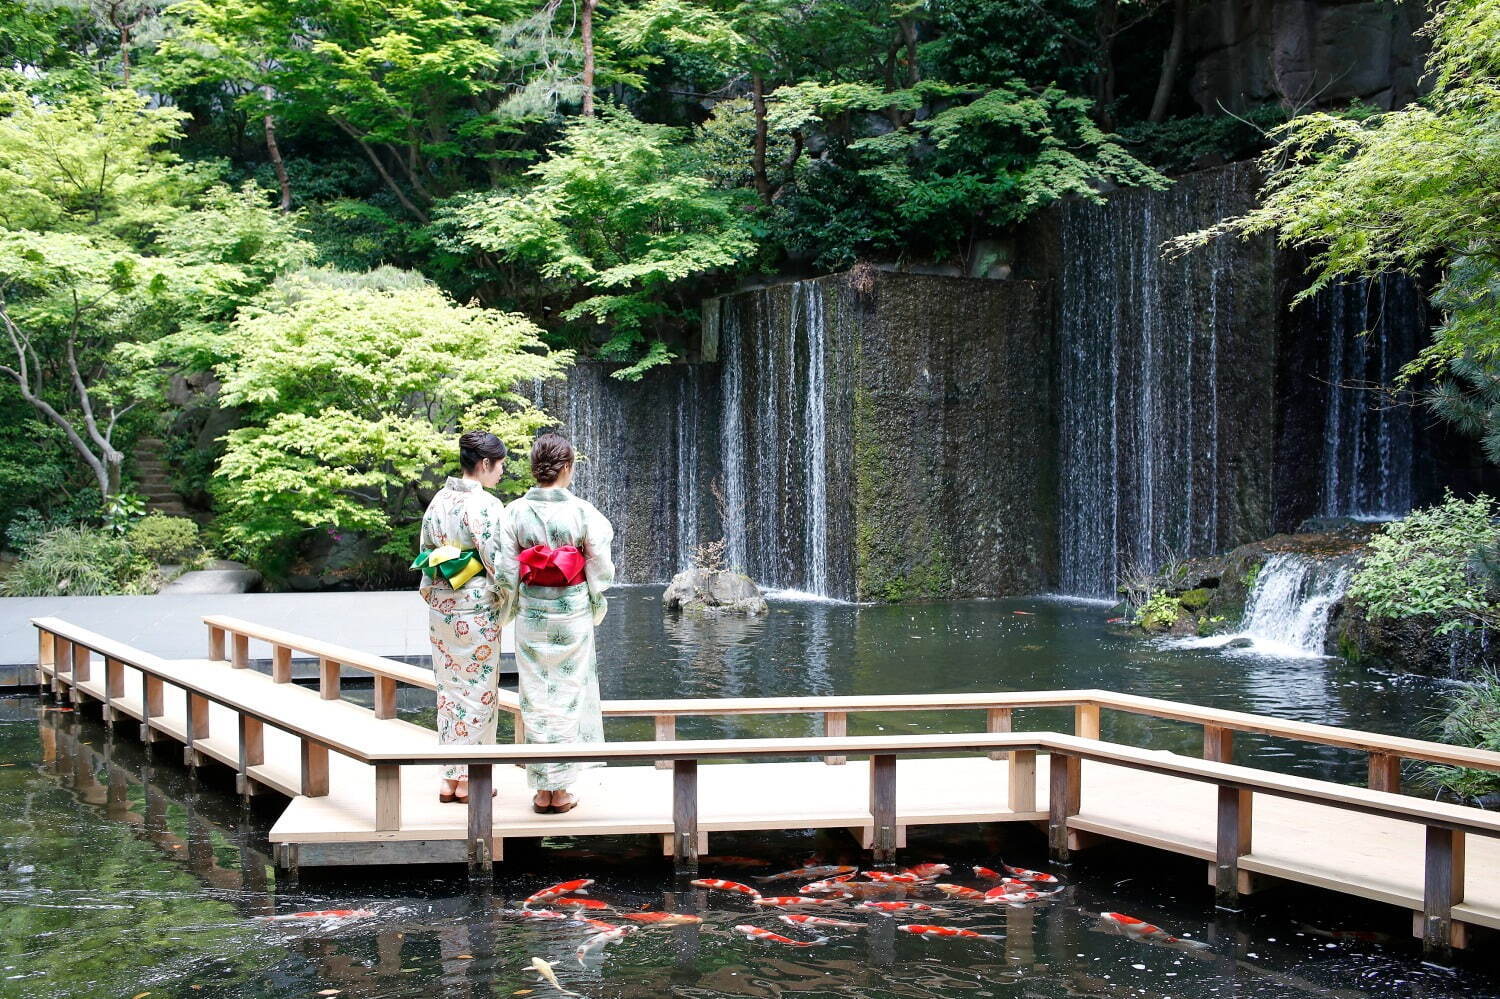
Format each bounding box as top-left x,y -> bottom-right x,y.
531,432 -> 575,485
458,430 -> 507,472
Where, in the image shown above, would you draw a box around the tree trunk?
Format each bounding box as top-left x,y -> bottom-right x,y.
332,117 -> 430,223
1149,0 -> 1189,123
1094,0 -> 1120,129
264,114 -> 292,211
119,26 -> 132,84
751,73 -> 771,204
581,0 -> 598,116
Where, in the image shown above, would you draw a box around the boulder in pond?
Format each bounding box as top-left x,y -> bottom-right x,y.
662,567 -> 769,617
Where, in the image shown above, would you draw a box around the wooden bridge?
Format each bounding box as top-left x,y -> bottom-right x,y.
29,614 -> 1500,957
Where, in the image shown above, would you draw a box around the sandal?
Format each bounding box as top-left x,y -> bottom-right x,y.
549,794 -> 578,814
454,781 -> 497,804
439,789 -> 457,803
533,793 -> 552,814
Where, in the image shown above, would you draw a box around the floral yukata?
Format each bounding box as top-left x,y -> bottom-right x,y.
419,477 -> 507,781
495,486 -> 615,792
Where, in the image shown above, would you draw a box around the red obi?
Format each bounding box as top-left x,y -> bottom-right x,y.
518,544 -> 586,586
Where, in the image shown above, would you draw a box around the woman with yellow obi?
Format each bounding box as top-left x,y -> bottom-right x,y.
415,430 -> 509,803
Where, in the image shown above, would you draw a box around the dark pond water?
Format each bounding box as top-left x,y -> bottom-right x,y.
3,591 -> 1497,999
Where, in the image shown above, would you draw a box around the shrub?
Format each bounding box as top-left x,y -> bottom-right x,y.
1346,493 -> 1500,635
1134,592 -> 1183,631
1422,671 -> 1500,802
0,526 -> 152,596
128,514 -> 204,564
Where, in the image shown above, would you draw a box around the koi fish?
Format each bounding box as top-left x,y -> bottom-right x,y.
835,881 -> 909,899
755,865 -> 858,882
899,924 -> 1003,940
752,896 -> 842,908
734,924 -> 828,947
530,956 -> 581,996
1001,864 -> 1059,884
514,909 -> 571,921
690,878 -> 760,898
867,872 -> 923,884
983,890 -> 1059,906
524,879 -> 594,907
934,884 -> 988,901
261,908 -> 374,921
1097,911 -> 1208,949
984,883 -> 1055,899
618,912 -> 702,925
576,917 -> 626,933
972,866 -> 1004,880
576,927 -> 629,965
779,914 -> 864,930
800,873 -> 858,892
902,863 -> 950,879
553,897 -> 610,910
856,901 -> 948,913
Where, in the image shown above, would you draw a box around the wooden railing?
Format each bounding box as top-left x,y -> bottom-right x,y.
32,614 -> 1500,955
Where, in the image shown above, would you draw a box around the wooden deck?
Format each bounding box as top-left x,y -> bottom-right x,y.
29,614 -> 1500,957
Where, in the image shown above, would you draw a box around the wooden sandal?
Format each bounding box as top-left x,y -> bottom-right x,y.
549,794 -> 578,814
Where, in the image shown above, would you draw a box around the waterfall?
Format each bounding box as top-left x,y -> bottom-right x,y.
1179,553 -> 1350,657
1316,275 -> 1421,519
1057,166 -> 1250,598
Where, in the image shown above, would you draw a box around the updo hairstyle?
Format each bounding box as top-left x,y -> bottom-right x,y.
458,430 -> 507,472
530,432 -> 575,485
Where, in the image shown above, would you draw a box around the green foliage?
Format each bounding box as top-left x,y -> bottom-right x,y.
1134,591 -> 1183,631
211,267 -> 570,569
1426,352 -> 1500,464
102,492 -> 146,534
442,107 -> 758,379
128,514 -> 204,564
1422,670 -> 1500,801
0,525 -> 152,596
1346,493 -> 1500,635
1116,105 -> 1292,175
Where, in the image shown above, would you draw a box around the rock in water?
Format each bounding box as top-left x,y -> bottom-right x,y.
662,568 -> 769,617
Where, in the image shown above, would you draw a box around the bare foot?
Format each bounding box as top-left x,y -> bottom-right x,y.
550,791 -> 576,812
439,779 -> 458,801
534,790 -> 553,811
454,778 -> 469,802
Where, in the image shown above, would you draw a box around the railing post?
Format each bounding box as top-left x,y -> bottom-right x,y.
104,657 -> 124,722
69,644 -> 89,704
374,676 -> 398,720
869,754 -> 898,862
237,714 -> 264,798
654,714 -> 675,770
673,759 -> 699,873
319,658 -> 341,700
1421,826 -> 1467,957
271,645 -> 292,683
231,633 -> 249,669
513,710 -> 526,743
141,674 -> 164,744
1214,784 -> 1253,907
467,763 -> 494,880
37,629 -> 53,688
375,764 -> 402,831
300,740 -> 329,797
1008,749 -> 1037,812
1073,704 -> 1100,740
1048,752 -> 1080,862
986,707 -> 1012,761
1368,752 -> 1402,793
824,711 -> 848,765
208,624 -> 226,662
1204,724 -> 1233,762
185,693 -> 210,767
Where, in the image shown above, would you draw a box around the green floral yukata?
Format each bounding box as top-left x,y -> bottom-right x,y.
420,476 -> 507,781
494,486 -> 615,792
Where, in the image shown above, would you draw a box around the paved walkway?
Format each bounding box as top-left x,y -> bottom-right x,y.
0,591 -> 467,666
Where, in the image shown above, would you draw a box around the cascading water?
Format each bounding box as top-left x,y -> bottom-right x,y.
1316,275 -> 1421,519
1179,553 -> 1351,657
1057,167 -> 1253,597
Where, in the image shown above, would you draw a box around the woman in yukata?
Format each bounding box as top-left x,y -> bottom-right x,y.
414,430 -> 510,804
495,432 -> 615,814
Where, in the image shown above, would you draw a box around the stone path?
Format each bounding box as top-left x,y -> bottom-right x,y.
134,436 -> 190,517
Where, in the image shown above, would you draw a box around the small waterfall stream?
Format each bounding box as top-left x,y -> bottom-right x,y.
1181,553 -> 1351,657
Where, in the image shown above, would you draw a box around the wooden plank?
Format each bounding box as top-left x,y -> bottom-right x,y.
1008,749 -> 1037,813
654,714 -> 675,771
319,658 -> 341,700
185,693 -> 211,766
141,674 -> 164,744
1204,724 -> 1233,763
301,740 -> 329,797
208,625 -> 226,662
1049,752 -> 1080,861
239,714 -> 265,769
1422,827 -> 1467,955
272,646 -> 292,684
105,657 -> 124,701
987,707 -> 1012,762
231,633 -> 250,669
1369,752 -> 1402,794
37,629 -> 53,686
1074,704 -> 1100,740
467,764 -> 494,878
673,759 -> 699,872
869,754 -> 897,861
1214,786 -> 1253,906
201,615 -> 437,690
374,676 -> 398,720
375,764 -> 402,832
824,711 -> 848,766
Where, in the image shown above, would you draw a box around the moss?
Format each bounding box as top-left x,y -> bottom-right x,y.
1178,587 -> 1212,611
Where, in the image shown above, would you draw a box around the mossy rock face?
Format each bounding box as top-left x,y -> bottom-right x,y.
1178,587 -> 1213,611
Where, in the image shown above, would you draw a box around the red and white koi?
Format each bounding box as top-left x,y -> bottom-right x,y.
553,897 -> 611,910
752,896 -> 842,908
855,901 -> 948,914
523,879 -> 594,907
576,917 -> 626,933
1001,864 -> 1059,884
934,884 -> 988,901
1097,911 -> 1208,950
972,866 -> 1005,881
513,909 -> 571,921
902,863 -> 951,879
617,912 -> 702,926
690,878 -> 761,898
800,874 -> 858,893
734,924 -> 828,947
778,914 -> 864,930
260,908 -> 374,921
576,926 -> 629,965
983,889 -> 1060,906
754,864 -> 858,883
899,924 -> 1003,941
867,871 -> 924,884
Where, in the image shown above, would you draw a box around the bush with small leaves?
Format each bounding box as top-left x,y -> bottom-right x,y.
0,526 -> 153,596
128,514 -> 204,564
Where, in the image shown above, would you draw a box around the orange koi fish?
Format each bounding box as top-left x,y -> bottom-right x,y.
523,879 -> 594,907
755,865 -> 858,883
934,884 -> 987,901
902,863 -> 950,879
752,896 -> 842,908
553,897 -> 610,910
856,901 -> 947,913
261,908 -> 373,921
899,924 -> 1003,940
690,878 -> 761,898
778,914 -> 864,930
734,924 -> 828,946
972,866 -> 1004,880
867,872 -> 923,884
1097,912 -> 1208,949
1001,864 -> 1059,884
618,912 -> 702,925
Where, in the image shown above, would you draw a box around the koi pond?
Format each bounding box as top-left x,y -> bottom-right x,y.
3,591 -> 1497,998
